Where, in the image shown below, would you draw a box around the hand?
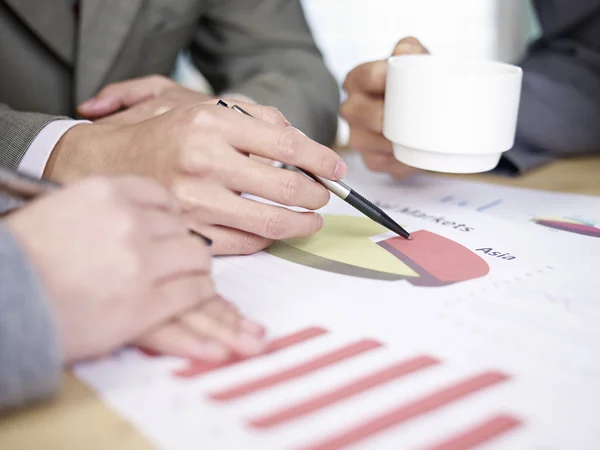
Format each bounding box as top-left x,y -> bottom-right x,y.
81,76 -> 274,165
77,75 -> 215,124
2,176 -> 222,363
136,298 -> 266,361
341,37 -> 429,180
45,101 -> 347,256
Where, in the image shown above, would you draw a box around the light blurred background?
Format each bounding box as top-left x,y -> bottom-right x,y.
174,0 -> 541,145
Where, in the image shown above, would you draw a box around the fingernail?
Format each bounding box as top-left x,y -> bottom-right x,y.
316,214 -> 324,230
239,319 -> 265,337
334,160 -> 348,179
293,126 -> 307,136
78,98 -> 96,109
93,97 -> 116,109
395,42 -> 423,55
237,333 -> 267,355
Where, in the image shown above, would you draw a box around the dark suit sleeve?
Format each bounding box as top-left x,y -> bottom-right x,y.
0,216 -> 62,411
0,103 -> 69,170
499,0 -> 600,175
189,0 -> 339,146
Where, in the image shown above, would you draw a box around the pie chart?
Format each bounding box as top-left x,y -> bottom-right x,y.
532,216 -> 600,238
266,215 -> 489,287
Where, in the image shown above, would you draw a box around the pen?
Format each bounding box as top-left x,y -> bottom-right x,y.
217,100 -> 412,240
0,167 -> 213,246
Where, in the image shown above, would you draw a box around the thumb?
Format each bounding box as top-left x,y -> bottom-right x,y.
392,36 -> 430,56
77,96 -> 125,118
77,81 -> 157,118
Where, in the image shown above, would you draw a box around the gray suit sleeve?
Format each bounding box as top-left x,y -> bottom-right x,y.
0,103 -> 69,170
189,0 -> 339,146
499,0 -> 600,175
0,219 -> 62,411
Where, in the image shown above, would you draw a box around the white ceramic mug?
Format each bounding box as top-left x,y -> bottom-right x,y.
383,55 -> 523,173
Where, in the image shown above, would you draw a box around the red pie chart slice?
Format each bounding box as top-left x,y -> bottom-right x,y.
377,230 -> 490,287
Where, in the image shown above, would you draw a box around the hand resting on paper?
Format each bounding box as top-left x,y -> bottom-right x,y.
3,176 -> 266,365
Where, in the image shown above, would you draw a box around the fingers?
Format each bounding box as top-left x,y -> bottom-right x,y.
182,187 -> 324,242
347,126 -> 416,178
134,298 -> 266,361
153,274 -> 217,322
340,93 -> 385,133
94,99 -> 169,125
217,196 -> 324,240
349,128 -> 393,155
149,235 -> 212,282
178,303 -> 266,356
191,224 -> 272,256
387,162 -> 420,180
200,106 -> 347,180
135,320 -> 231,361
342,37 -> 428,96
201,299 -> 265,337
226,101 -> 291,128
361,153 -> 419,180
343,60 -> 388,95
78,75 -> 173,118
78,96 -> 126,119
212,151 -> 330,210
392,36 -> 429,56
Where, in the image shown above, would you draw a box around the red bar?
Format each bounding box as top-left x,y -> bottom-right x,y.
250,356 -> 440,429
174,327 -> 328,378
209,339 -> 382,402
423,414 -> 522,450
299,371 -> 510,450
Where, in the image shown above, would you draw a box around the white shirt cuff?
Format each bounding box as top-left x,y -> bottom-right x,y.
18,120 -> 90,179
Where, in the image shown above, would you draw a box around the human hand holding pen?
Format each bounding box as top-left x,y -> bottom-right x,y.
222,102 -> 411,240
170,101 -> 348,255
47,100 -> 347,255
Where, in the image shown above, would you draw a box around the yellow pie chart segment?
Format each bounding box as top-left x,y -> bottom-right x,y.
276,215 -> 419,278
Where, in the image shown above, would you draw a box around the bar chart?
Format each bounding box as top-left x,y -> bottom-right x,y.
168,326 -> 521,450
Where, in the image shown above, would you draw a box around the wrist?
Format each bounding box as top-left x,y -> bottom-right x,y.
43,123 -> 121,182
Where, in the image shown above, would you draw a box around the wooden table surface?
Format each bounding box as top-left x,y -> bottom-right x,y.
1,154 -> 599,450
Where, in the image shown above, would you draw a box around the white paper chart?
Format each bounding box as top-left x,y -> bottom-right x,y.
342,152 -> 600,241
76,184 -> 600,449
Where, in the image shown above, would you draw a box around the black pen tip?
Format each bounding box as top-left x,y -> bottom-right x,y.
380,216 -> 412,240
343,189 -> 412,240
189,229 -> 212,246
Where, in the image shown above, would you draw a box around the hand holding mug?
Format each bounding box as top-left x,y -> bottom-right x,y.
341,37 -> 429,180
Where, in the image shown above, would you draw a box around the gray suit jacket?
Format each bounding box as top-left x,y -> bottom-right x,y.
0,195 -> 61,411
0,0 -> 339,170
501,0 -> 600,174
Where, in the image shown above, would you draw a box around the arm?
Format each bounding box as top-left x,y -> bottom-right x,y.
0,221 -> 62,411
0,103 -> 70,170
500,0 -> 600,174
189,0 -> 339,146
